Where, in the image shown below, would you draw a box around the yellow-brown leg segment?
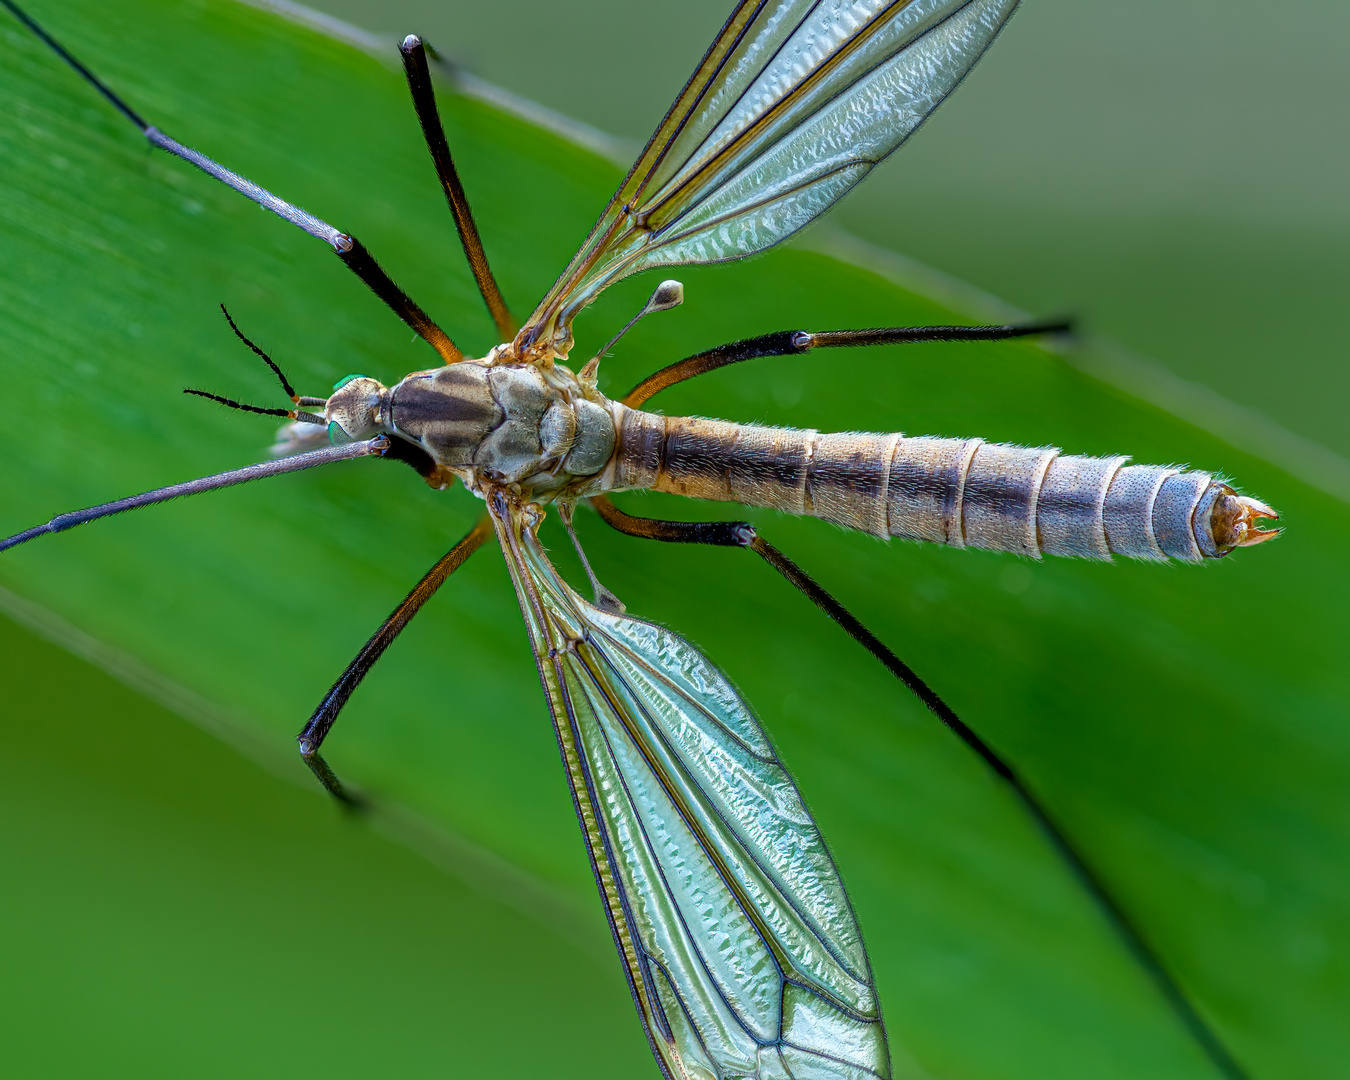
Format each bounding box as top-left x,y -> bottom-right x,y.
297,514 -> 493,804
400,35 -> 515,343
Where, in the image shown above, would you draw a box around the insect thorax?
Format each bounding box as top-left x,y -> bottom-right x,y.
327,359 -> 616,500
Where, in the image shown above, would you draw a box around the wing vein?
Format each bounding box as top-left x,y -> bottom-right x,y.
648,164 -> 867,252
628,0 -> 778,206
577,641 -> 789,1032
589,625 -> 778,762
491,494 -> 890,1078
583,636 -> 877,1010
640,0 -> 830,211
640,0 -> 920,224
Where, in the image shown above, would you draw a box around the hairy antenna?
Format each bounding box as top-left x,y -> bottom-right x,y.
185,307 -> 326,423
220,304 -> 299,402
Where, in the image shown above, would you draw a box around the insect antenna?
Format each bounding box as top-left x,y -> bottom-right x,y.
2,0 -> 464,363
184,306 -> 327,423
182,387 -> 323,424
219,304 -> 304,403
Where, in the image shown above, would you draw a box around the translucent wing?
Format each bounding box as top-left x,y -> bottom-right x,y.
489,492 -> 889,1080
517,0 -> 1020,356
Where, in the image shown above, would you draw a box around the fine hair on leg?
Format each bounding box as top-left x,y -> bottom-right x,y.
3,0 -> 463,362
622,320 -> 1072,408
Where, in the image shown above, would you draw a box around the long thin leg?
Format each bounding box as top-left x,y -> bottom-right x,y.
336,239 -> 462,362
3,0 -> 463,363
400,36 -> 515,342
590,494 -> 1250,1080
296,514 -> 493,798
622,320 -> 1070,407
1,437 -> 393,552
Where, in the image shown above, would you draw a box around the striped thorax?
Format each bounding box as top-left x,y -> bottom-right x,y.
324,358 -> 616,500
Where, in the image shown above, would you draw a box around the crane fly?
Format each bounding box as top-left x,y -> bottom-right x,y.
1,1 -> 1279,1078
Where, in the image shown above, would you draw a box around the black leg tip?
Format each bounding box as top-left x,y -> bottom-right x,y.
302,751 -> 369,814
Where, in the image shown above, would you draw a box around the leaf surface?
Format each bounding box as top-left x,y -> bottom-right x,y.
0,2 -> 1344,1078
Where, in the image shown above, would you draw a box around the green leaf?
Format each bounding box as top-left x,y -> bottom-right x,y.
0,2 -> 1343,1078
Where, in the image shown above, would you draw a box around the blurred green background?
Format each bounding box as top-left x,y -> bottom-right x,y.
0,1 -> 1345,1079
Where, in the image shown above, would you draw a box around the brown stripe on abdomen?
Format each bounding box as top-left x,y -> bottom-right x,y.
606,406 -> 1228,561
623,414 -> 818,518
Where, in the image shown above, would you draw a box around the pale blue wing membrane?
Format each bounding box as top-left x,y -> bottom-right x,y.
642,0 -> 1003,229
520,0 -> 1019,355
492,501 -> 890,1080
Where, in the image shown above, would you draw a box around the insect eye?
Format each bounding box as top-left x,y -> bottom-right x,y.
332,373 -> 366,391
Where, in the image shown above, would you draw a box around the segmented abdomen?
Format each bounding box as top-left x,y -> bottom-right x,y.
610,410 -> 1238,561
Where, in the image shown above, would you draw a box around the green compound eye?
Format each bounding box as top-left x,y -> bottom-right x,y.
327,421 -> 345,444
332,373 -> 366,391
